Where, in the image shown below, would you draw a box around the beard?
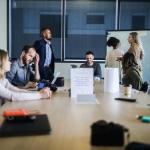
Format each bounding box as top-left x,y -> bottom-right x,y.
22,57 -> 26,65
47,37 -> 52,41
22,57 -> 30,65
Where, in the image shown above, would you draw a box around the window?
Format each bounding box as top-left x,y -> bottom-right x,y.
119,0 -> 150,30
9,0 -> 62,60
86,15 -> 105,24
64,0 -> 116,61
40,14 -> 61,38
8,0 -> 150,61
132,15 -> 145,29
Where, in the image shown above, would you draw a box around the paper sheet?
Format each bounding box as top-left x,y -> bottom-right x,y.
75,94 -> 99,104
104,68 -> 119,93
71,68 -> 93,98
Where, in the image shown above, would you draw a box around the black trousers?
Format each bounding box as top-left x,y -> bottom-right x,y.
43,66 -> 54,82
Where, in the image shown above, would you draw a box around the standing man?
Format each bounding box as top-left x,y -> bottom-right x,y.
34,27 -> 55,82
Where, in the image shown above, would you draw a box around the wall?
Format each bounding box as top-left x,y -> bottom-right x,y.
0,0 -> 7,50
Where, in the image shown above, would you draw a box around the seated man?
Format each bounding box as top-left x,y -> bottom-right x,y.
80,51 -> 102,80
6,45 -> 40,89
122,52 -> 142,90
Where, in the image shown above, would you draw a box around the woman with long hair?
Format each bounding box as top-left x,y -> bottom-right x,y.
128,32 -> 144,71
0,49 -> 51,102
122,52 -> 142,90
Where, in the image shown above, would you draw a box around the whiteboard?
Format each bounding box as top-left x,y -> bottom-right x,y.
106,30 -> 150,84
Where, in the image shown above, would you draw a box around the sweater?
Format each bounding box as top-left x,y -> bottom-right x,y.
122,66 -> 142,90
0,78 -> 41,101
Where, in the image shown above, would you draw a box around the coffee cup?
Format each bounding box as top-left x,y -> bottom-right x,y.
124,84 -> 132,96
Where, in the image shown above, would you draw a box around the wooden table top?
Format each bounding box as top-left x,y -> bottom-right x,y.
0,80 -> 150,150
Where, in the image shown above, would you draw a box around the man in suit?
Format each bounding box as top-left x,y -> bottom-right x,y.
34,27 -> 55,81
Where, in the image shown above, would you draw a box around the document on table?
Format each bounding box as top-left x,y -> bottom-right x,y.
71,68 -> 93,98
76,94 -> 99,104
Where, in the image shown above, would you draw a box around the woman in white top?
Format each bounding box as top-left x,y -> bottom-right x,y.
105,37 -> 124,68
0,49 -> 51,102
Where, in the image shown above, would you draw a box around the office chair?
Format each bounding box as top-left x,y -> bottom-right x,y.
140,81 -> 149,93
70,64 -> 77,68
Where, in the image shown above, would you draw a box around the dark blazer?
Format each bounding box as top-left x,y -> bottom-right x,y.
34,39 -> 55,80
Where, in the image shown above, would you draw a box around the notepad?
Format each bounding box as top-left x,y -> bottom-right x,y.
0,114 -> 51,137
76,94 -> 99,104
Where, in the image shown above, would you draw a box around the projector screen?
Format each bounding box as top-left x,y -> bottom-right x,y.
106,30 -> 150,84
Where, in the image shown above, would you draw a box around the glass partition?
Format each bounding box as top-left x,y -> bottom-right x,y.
64,0 -> 116,61
10,0 -> 62,60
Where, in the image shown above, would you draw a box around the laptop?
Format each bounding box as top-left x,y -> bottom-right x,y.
51,72 -> 60,84
0,114 -> 51,137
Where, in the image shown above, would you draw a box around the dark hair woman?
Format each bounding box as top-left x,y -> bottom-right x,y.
122,52 -> 142,90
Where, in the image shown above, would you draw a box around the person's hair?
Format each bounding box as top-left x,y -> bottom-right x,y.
85,51 -> 94,56
22,45 -> 36,54
122,52 -> 138,72
0,49 -> 8,79
40,27 -> 52,37
107,37 -> 120,49
129,32 -> 139,45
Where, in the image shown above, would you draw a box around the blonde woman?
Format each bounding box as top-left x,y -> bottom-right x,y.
128,32 -> 144,71
0,49 -> 51,102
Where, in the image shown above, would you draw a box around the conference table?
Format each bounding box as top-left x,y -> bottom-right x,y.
0,80 -> 150,150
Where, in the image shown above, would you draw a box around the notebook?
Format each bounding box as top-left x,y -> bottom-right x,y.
0,114 -> 51,137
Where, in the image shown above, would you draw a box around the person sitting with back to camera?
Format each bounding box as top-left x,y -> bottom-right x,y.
80,51 -> 102,81
0,49 -> 51,102
105,37 -> 124,68
122,52 -> 142,90
6,45 -> 40,89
